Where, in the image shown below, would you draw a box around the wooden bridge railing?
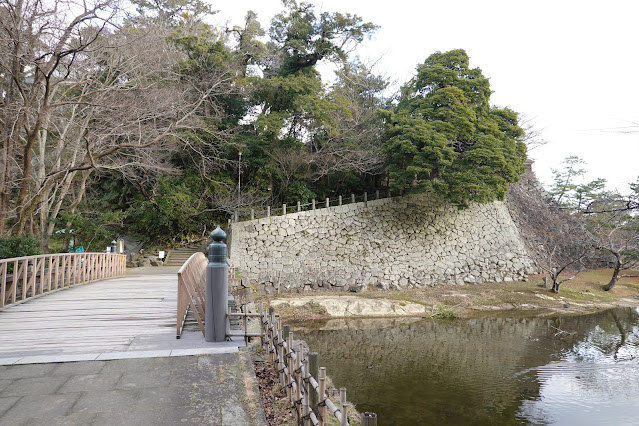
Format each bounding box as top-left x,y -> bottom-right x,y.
0,252 -> 126,309
176,252 -> 208,338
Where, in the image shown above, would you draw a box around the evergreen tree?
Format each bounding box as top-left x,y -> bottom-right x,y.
382,49 -> 527,207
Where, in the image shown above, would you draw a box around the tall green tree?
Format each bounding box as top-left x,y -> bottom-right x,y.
382,49 -> 527,207
268,0 -> 378,75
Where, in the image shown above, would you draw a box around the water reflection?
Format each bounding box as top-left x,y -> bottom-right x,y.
294,308 -> 639,425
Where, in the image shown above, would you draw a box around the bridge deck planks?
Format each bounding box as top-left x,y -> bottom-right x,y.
0,273 -> 179,357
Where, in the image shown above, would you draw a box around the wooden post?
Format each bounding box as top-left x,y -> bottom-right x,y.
318,368 -> 327,426
22,259 -> 28,299
302,357 -> 310,425
338,195 -> 342,206
287,331 -> 294,401
30,257 -> 36,295
361,412 -> 377,426
0,262 -> 6,308
325,197 -> 329,208
308,352 -> 318,413
243,312 -> 249,346
251,209 -> 255,220
376,189 -> 380,199
259,302 -> 264,347
234,210 -> 239,222
268,307 -> 275,362
297,201 -> 301,212
47,255 -> 53,292
296,342 -> 303,420
267,206 -> 271,218
283,204 -> 287,215
340,388 -> 348,426
278,327 -> 285,387
38,257 -> 44,293
351,193 -> 355,203
364,192 -> 368,204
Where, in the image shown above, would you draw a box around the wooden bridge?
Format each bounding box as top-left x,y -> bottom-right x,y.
0,253 -> 241,365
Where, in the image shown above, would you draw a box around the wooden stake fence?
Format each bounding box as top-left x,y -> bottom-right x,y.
0,252 -> 126,309
259,305 -> 377,426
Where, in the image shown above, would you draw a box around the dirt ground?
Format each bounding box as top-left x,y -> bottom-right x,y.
260,269 -> 639,322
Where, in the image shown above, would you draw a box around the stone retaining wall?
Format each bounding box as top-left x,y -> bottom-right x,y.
229,194 -> 536,292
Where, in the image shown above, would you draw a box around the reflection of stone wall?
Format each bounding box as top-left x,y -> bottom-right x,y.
230,194 -> 535,291
294,317 -> 561,424
294,311 -> 636,424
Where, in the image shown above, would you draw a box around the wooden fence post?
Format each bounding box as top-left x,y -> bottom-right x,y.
376,189 -> 380,199
309,352 -> 318,414
325,197 -> 329,208
297,201 -> 301,212
319,367 -> 327,426
338,195 -> 342,206
296,341 -> 303,420
302,357 -> 310,425
362,412 -> 377,426
251,209 -> 255,220
287,331 -> 294,401
283,204 -> 287,215
351,193 -> 355,203
340,388 -> 348,426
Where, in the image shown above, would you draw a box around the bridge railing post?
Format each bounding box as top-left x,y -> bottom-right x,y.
205,226 -> 228,342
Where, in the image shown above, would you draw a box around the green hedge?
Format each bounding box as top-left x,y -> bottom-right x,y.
0,236 -> 42,260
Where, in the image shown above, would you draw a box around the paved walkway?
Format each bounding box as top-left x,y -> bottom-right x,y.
0,268 -> 267,425
0,350 -> 265,425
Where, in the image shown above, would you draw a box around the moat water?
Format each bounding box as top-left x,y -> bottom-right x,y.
294,308 -> 639,425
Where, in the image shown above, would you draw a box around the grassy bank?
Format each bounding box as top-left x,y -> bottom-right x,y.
261,269 -> 639,322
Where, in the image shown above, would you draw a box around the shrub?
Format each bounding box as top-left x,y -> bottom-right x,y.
0,236 -> 42,260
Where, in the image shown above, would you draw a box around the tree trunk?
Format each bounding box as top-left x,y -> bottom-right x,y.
604,254 -> 622,291
0,0 -> 24,235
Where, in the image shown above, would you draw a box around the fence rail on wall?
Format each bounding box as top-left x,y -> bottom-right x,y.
0,252 -> 126,309
260,305 -> 378,426
231,189 -> 391,224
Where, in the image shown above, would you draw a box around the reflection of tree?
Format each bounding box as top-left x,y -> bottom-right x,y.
565,308 -> 639,363
610,310 -> 627,360
296,309 -> 639,425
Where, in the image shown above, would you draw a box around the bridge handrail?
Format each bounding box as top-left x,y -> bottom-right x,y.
176,252 -> 207,338
0,252 -> 126,309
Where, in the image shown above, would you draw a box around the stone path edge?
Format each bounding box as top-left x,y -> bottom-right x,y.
0,346 -> 238,365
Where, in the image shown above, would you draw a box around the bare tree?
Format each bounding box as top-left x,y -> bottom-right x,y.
507,166 -> 596,293
587,198 -> 639,291
0,0 -> 238,243
0,0 -> 122,235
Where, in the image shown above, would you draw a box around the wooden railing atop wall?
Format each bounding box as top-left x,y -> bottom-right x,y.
176,252 -> 207,338
0,252 -> 126,309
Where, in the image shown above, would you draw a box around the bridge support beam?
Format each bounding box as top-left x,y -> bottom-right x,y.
206,226 -> 228,342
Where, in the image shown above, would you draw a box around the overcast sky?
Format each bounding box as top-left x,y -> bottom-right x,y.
211,0 -> 639,192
